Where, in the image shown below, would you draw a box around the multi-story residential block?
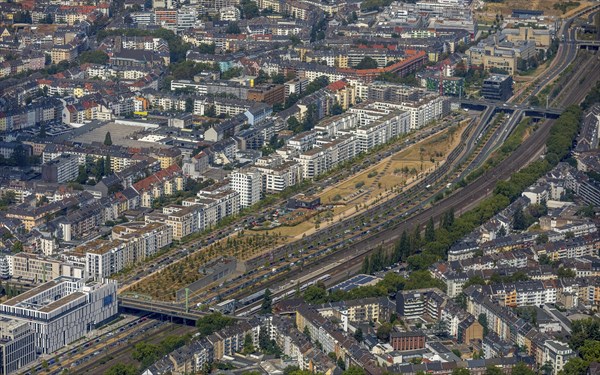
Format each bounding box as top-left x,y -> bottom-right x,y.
0,277 -> 118,354
145,205 -> 201,240
230,170 -> 262,208
41,154 -> 79,184
80,222 -> 172,279
50,45 -> 78,64
133,164 -> 185,208
544,340 -> 575,375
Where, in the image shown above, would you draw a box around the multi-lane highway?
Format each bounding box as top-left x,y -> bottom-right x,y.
227,6 -> 600,315
117,4 -> 600,321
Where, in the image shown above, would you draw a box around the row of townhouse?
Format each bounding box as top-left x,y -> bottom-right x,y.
132,164 -> 185,208
70,221 -> 172,279
315,297 -> 394,331
42,143 -> 177,173
146,180 -> 241,239
533,234 -> 599,261
5,192 -> 94,232
84,64 -> 161,81
267,316 -> 338,373
145,318 -> 262,375
10,252 -> 85,283
144,339 -> 213,375
463,286 -> 575,374
0,54 -> 45,78
0,98 -> 63,132
295,305 -> 383,375
396,288 -> 484,344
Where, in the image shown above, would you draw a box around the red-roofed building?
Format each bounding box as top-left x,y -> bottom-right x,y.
325,79 -> 356,110
133,164 -> 185,207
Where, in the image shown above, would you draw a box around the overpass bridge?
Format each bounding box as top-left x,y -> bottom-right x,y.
457,99 -> 563,119
119,296 -> 248,323
576,40 -> 600,50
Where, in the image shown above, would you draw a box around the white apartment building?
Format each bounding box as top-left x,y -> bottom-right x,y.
544,340 -> 575,375
184,188 -> 240,230
220,6 -> 241,21
370,97 -> 447,130
254,161 -> 303,194
82,222 -> 172,279
231,170 -> 262,208
0,277 -> 118,354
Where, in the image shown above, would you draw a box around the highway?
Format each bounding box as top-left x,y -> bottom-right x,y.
230,7 -> 600,315
115,4 -> 600,320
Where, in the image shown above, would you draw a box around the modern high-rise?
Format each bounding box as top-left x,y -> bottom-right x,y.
231,171 -> 262,208
0,318 -> 36,375
0,277 -> 118,354
481,74 -> 513,101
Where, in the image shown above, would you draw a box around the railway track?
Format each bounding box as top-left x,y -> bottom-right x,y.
233,35 -> 600,315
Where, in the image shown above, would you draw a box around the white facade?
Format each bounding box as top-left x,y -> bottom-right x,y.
0,277 -> 118,354
220,6 -> 240,21
0,318 -> 36,374
231,171 -> 262,208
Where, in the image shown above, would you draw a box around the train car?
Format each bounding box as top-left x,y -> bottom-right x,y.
237,289 -> 267,306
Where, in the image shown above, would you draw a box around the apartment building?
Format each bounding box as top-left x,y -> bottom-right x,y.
50,45 -> 78,64
230,170 -> 262,208
11,253 -> 82,284
41,154 -> 78,184
80,222 -> 172,279
183,188 -> 240,231
146,205 -> 201,240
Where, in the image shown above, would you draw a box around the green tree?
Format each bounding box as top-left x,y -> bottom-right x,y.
512,208 -> 527,230
240,0 -> 259,18
355,57 -> 379,69
511,362 -> 536,375
337,357 -> 346,370
104,363 -> 137,375
104,131 -> 113,146
226,22 -> 241,34
425,217 -> 435,242
353,328 -> 363,342
376,322 -> 392,341
195,312 -> 234,336
478,313 -> 489,336
261,288 -> 272,314
561,357 -> 589,375
11,241 -> 23,253
79,50 -> 109,64
185,97 -> 194,113
452,369 -> 471,375
557,267 -> 576,279
242,333 -> 255,354
132,342 -> 160,368
463,276 -> 486,289
303,325 -> 311,342
303,284 -> 327,304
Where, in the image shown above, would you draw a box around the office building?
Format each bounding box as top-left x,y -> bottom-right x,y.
0,277 -> 118,354
0,318 -> 36,375
481,75 -> 513,101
